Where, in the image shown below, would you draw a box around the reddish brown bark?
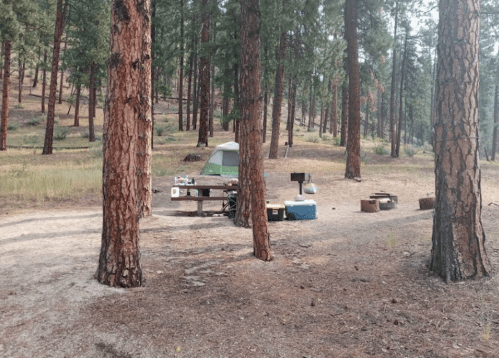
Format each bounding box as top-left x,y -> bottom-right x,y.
344,0 -> 361,179
239,0 -> 271,260
88,62 -> 96,142
0,41 -> 11,151
96,0 -> 144,288
42,0 -> 68,155
339,85 -> 348,146
430,0 -> 490,282
58,42 -> 66,104
178,0 -> 184,131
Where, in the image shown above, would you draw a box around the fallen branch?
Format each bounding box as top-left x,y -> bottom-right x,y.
488,202 -> 499,207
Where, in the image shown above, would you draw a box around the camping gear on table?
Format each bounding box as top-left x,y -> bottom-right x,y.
266,203 -> 285,222
200,141 -> 239,177
284,199 -> 318,220
290,172 -> 311,195
369,192 -> 397,210
228,193 -> 237,219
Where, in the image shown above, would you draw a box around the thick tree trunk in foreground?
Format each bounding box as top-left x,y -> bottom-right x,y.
430,0 -> 490,282
74,84 -> 81,126
268,29 -> 287,159
344,0 -> 361,179
42,0 -> 68,155
0,41 -> 11,151
96,0 -> 144,288
340,85 -> 348,146
137,0 -> 153,219
239,0 -> 271,260
197,0 -> 209,147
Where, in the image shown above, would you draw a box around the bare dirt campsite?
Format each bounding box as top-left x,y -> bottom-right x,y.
2,85 -> 499,358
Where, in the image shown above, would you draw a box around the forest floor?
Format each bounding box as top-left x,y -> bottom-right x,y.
2,79 -> 499,357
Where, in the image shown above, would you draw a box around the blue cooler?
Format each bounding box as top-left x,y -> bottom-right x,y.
284,200 -> 318,220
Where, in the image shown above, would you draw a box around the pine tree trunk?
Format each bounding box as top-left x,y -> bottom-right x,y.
222,88 -> 229,131
58,42 -> 66,104
18,58 -> 23,104
88,62 -> 96,142
197,0 -> 209,147
74,84 -> 81,127
239,0 -> 271,260
344,0 -> 361,179
41,51 -> 47,113
492,69 -> 498,161
97,0 -> 144,288
263,86 -> 268,142
0,41 -> 11,151
209,62 -> 215,137
340,85 -> 348,146
42,0 -> 68,155
396,31 -> 408,157
332,81 -> 338,136
178,0 -> 184,131
268,29 -> 287,159
137,0 -> 153,219
364,102 -> 369,138
33,50 -> 40,88
233,62 -> 240,142
389,0 -> 399,158
430,0 -> 490,282
186,51 -> 193,131
288,79 -> 296,147
0,42 -> 4,80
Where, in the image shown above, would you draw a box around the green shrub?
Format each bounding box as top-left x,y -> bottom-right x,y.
81,131 -> 89,138
54,127 -> 70,141
404,146 -> 417,157
333,137 -> 341,146
27,116 -> 44,126
361,147 -> 370,164
373,143 -> 389,155
322,134 -> 330,141
90,146 -> 103,158
15,103 -> 24,109
7,123 -> 18,131
156,126 -> 166,136
306,135 -> 321,143
307,127 -> 316,132
22,135 -> 39,145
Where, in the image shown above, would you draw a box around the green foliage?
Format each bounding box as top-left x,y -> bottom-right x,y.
404,146 -> 417,157
360,147 -> 370,164
306,135 -> 321,143
81,131 -> 89,139
333,137 -> 341,146
156,126 -> 167,136
7,123 -> 18,131
54,127 -> 70,141
373,143 -> 389,155
14,103 -> 24,109
27,116 -> 44,126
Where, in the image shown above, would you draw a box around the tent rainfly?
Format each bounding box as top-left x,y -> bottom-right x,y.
200,141 -> 239,177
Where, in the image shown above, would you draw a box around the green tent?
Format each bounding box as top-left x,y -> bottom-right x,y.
200,141 -> 239,177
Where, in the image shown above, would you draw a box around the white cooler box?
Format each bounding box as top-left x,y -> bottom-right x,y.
284,200 -> 318,220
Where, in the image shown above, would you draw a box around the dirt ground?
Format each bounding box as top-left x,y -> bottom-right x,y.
2,157 -> 499,358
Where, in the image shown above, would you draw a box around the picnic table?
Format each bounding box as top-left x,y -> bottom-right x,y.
171,184 -> 238,215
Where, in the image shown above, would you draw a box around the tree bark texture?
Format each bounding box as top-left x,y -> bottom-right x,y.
88,62 -> 96,142
262,86 -> 268,142
74,84 -> 81,126
268,29 -> 287,159
430,0 -> 490,282
186,50 -> 193,131
0,41 -> 11,151
178,0 -> 184,131
288,79 -> 296,147
58,42 -> 66,104
332,81 -> 338,136
239,0 -> 271,260
340,84 -> 348,146
137,0 -> 153,219
389,0 -> 399,157
492,65 -> 498,161
96,0 -> 144,288
197,0 -> 209,147
42,0 -> 68,155
396,31 -> 408,157
18,59 -> 24,104
344,0 -> 361,179
41,51 -> 47,113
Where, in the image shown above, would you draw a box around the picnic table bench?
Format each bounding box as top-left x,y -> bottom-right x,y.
171,184 -> 238,215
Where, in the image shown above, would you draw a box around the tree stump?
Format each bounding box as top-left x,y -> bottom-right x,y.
361,199 -> 380,213
419,197 -> 435,210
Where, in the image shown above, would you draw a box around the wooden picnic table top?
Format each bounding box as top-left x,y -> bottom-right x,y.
171,196 -> 230,201
173,184 -> 238,190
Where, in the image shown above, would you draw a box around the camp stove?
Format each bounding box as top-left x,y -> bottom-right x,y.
290,172 -> 311,195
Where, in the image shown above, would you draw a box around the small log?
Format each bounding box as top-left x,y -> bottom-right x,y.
419,197 -> 435,210
361,199 -> 380,213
